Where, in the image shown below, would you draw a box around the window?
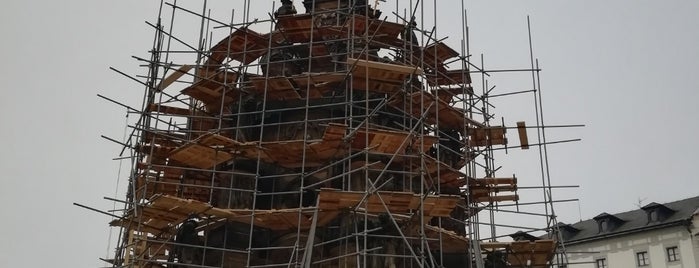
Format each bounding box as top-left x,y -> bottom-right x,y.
648,210 -> 658,222
599,219 -> 609,233
595,258 -> 607,268
636,251 -> 650,266
667,246 -> 680,262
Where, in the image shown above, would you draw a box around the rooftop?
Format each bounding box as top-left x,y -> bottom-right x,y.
557,196 -> 699,244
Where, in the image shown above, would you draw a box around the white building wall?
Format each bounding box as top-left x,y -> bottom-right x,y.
564,225 -> 696,268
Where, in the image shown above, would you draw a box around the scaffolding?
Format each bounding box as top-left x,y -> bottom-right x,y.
96,1 -> 580,267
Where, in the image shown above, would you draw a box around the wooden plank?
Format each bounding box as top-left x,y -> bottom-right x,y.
470,185 -> 517,195
508,254 -> 528,266
207,28 -> 269,65
156,64 -> 192,91
413,42 -> 460,71
317,189 -> 361,210
147,103 -> 191,116
468,126 -> 508,147
180,70 -> 239,109
346,15 -> 405,47
469,177 -> 519,200
478,177 -> 517,185
350,127 -> 437,156
289,72 -> 345,99
365,191 -> 416,213
198,133 -> 245,148
211,208 -> 337,231
480,242 -> 512,249
110,195 -> 213,233
517,121 -> 530,149
533,240 -> 556,251
422,196 -> 460,217
348,57 -> 422,75
279,29 -> 315,43
277,14 -> 313,32
290,72 -> 346,87
317,188 -> 459,217
220,125 -> 347,169
168,143 -> 233,169
473,194 -> 519,203
113,195 -> 342,234
249,76 -> 301,100
424,42 -> 459,64
276,14 -> 333,43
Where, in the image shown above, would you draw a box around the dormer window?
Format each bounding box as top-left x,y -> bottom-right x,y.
641,202 -> 675,224
555,222 -> 580,241
593,213 -> 624,233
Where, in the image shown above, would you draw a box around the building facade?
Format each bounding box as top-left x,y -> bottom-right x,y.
557,196 -> 699,268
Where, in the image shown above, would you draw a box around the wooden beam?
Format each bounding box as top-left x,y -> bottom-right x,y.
147,103 -> 191,116
479,177 -> 517,185
517,121 -> 529,149
156,64 -> 192,91
348,58 -> 423,75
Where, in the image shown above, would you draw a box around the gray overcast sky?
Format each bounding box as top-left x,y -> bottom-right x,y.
1,1 -> 698,267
